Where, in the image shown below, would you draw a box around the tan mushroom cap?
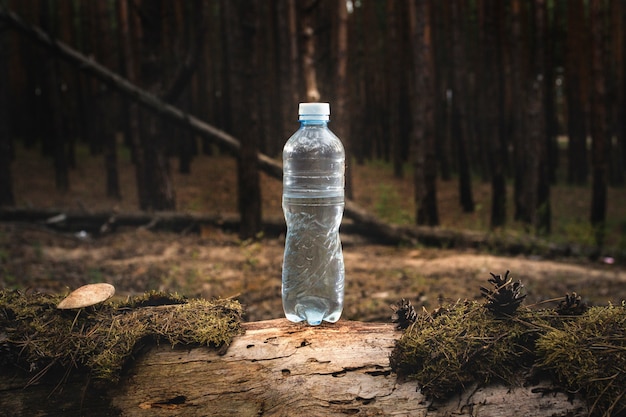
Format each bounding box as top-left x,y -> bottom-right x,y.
57,283 -> 116,309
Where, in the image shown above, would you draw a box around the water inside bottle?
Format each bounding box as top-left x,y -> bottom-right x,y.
282,196 -> 345,325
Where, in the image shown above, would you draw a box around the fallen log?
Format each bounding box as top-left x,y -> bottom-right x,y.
0,319 -> 587,417
0,206 -> 604,258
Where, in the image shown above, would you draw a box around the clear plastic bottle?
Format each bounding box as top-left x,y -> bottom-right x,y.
282,102 -> 345,325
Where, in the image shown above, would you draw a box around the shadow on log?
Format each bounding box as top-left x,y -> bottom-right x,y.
1,319 -> 587,416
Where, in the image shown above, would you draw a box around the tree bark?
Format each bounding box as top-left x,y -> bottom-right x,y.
0,319 -> 587,417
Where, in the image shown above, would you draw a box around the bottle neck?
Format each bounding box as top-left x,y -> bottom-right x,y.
299,119 -> 328,127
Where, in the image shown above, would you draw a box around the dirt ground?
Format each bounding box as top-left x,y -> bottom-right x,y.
2,146 -> 626,322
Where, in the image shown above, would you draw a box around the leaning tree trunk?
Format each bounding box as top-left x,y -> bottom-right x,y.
0,319 -> 588,417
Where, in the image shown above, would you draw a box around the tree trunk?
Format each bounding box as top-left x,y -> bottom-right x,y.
619,0 -> 626,184
334,0 -> 352,200
95,0 -> 121,200
118,0 -> 147,209
301,1 -> 320,102
480,0 -> 507,229
276,0 -> 296,145
0,319 -> 588,417
565,0 -> 589,185
511,0 -> 528,220
224,0 -> 263,240
520,0 -> 550,235
39,1 -> 69,193
137,0 -> 176,211
409,0 -> 439,227
450,0 -> 475,214
0,19 -> 14,206
386,0 -> 403,179
589,0 -> 609,246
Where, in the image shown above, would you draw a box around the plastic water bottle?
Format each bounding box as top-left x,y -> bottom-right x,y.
282,102 -> 345,325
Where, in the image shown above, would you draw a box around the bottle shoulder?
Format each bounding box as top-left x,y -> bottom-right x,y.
284,126 -> 344,156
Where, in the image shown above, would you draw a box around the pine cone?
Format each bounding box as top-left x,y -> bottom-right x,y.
556,292 -> 588,315
391,299 -> 417,330
480,270 -> 526,315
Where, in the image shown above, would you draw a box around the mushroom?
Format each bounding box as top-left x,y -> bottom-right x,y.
57,283 -> 116,309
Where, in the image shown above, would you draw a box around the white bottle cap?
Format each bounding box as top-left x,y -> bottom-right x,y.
299,102 -> 330,121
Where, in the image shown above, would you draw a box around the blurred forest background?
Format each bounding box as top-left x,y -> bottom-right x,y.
0,0 -> 625,254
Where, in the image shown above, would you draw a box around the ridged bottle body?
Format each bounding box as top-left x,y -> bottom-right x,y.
282,118 -> 345,325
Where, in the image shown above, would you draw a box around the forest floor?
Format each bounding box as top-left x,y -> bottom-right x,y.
2,142 -> 626,322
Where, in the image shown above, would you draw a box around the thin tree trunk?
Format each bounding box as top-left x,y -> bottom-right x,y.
620,0 -> 626,184
0,19 -> 14,206
301,1 -> 320,102
276,0 -> 294,144
40,1 -> 69,193
511,0 -> 527,220
138,0 -> 176,211
386,0 -> 403,179
589,0 -> 609,246
609,0 -> 625,186
565,0 -> 588,185
334,0 -> 352,199
480,0 -> 506,229
520,0 -> 550,235
451,0 -> 474,214
409,0 -> 439,227
224,0 -> 262,240
119,0 -> 146,209
95,0 -> 120,200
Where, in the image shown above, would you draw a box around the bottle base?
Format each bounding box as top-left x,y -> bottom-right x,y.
284,305 -> 342,326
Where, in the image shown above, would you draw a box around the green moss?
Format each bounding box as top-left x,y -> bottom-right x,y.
537,303 -> 626,416
0,289 -> 243,383
390,301 -> 546,399
391,300 -> 626,416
